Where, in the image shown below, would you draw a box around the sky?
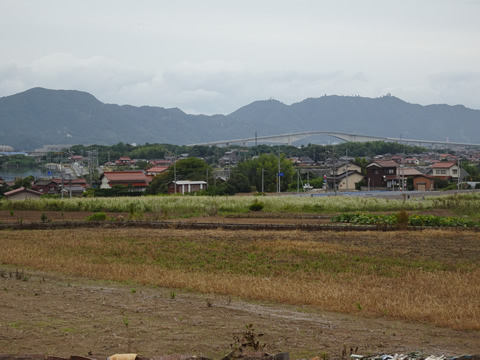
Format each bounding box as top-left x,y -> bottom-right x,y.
1,0 -> 480,115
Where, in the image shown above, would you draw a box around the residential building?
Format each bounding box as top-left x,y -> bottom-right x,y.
297,156 -> 315,166
149,159 -> 173,167
61,185 -> 86,197
405,157 -> 420,165
32,179 -> 60,194
327,170 -> 364,191
330,162 -> 362,176
115,157 -> 135,166
219,150 -> 239,167
146,166 -> 169,176
366,160 -> 398,189
429,162 -> 459,180
401,168 -> 434,191
99,171 -> 151,191
4,187 -> 43,200
413,175 -> 434,191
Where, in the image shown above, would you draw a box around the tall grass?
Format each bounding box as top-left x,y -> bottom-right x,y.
4,193 -> 480,215
1,227 -> 478,330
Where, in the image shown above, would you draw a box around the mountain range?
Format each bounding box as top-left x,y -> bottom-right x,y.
1,87 -> 479,151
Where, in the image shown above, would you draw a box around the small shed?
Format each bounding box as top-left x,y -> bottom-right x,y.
167,181 -> 207,194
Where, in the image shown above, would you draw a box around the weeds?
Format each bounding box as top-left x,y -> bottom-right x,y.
85,212 -> 108,221
231,324 -> 266,357
12,269 -> 28,281
249,199 -> 264,212
123,316 -> 132,352
396,210 -> 409,229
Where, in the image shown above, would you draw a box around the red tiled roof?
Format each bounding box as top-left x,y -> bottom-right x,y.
431,162 -> 456,168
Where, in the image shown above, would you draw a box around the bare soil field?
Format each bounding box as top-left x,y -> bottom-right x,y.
1,267 -> 479,359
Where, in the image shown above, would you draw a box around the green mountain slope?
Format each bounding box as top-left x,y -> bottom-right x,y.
0,88 -> 478,150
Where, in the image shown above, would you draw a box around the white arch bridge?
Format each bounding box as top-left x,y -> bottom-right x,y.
189,131 -> 480,148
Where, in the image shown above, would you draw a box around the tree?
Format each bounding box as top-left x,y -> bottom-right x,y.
226,172 -> 251,193
235,153 -> 295,192
145,157 -> 212,195
13,176 -> 34,189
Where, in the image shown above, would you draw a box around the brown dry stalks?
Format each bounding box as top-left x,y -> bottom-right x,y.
0,228 -> 479,330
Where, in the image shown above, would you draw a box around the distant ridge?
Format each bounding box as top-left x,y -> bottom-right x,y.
0,88 -> 479,150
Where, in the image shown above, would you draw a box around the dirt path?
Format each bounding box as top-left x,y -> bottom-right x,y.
1,267 -> 478,359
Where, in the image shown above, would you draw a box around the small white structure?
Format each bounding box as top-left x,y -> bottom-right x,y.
168,181 -> 207,194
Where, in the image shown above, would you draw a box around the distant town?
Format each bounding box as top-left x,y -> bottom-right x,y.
1,139 -> 479,200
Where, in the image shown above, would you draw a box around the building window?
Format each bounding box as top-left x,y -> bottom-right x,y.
387,169 -> 394,174
374,170 -> 378,174
436,170 -> 447,175
452,169 -> 458,175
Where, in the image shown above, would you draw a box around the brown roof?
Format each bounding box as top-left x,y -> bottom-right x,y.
399,168 -> 424,176
4,187 -> 43,197
368,160 -> 398,168
147,166 -> 169,174
432,161 -> 456,168
102,171 -> 149,183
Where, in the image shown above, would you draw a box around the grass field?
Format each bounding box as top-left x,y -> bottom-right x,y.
1,227 -> 479,331
1,192 -> 480,217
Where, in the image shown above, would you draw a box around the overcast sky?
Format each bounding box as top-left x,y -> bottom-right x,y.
1,0 -> 480,114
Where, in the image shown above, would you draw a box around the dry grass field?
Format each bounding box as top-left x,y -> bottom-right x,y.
1,227 -> 479,330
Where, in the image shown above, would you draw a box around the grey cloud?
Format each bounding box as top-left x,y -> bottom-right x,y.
427,72 -> 480,108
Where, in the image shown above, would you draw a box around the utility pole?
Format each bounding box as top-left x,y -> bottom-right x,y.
457,157 -> 461,190
345,149 -> 349,192
61,159 -> 64,199
277,150 -> 281,193
174,150 -> 177,194
69,174 -> 72,199
297,170 -> 300,194
331,148 -> 337,195
261,168 -> 265,193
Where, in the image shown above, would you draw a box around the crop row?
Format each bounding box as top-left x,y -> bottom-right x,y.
331,213 -> 480,227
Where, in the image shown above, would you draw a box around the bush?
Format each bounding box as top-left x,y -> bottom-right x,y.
85,212 -> 108,221
396,210 -> 409,229
249,199 -> 264,212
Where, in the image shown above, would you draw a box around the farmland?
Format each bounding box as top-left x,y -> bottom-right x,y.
1,193 -> 479,358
